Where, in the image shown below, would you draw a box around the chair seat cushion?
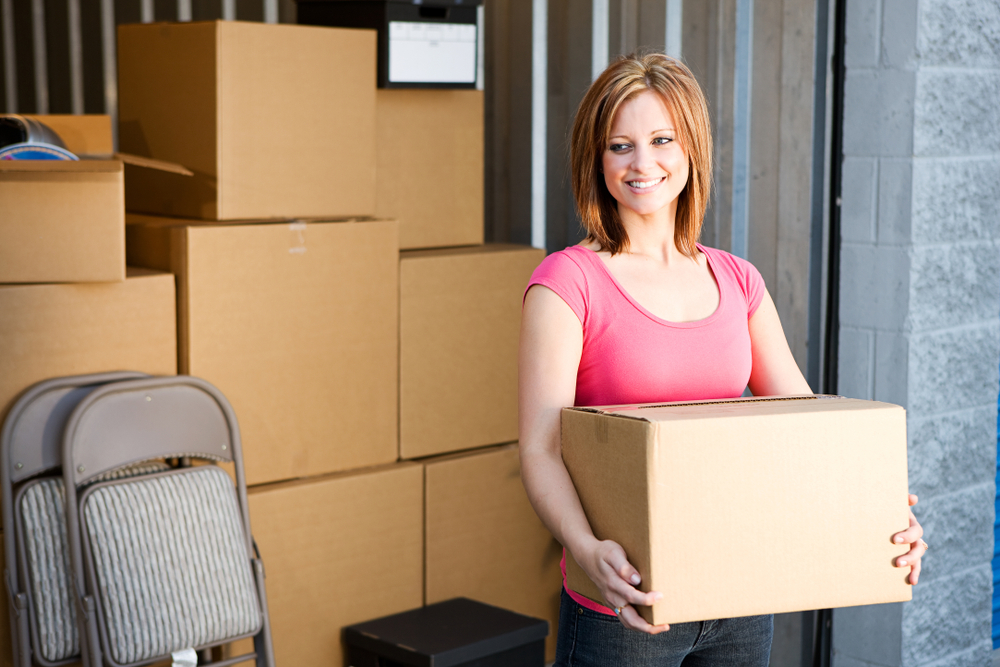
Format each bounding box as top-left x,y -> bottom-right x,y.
82,465 -> 262,664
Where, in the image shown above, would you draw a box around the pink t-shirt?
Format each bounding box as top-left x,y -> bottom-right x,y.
525,243 -> 766,614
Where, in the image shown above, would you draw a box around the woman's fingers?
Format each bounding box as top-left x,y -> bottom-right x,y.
892,509 -> 923,546
895,538 -> 928,569
908,555 -> 922,585
616,604 -> 670,634
908,493 -> 918,507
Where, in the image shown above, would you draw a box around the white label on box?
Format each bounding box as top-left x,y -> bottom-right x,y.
388,21 -> 477,84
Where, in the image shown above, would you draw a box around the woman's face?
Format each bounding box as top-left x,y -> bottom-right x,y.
601,90 -> 689,220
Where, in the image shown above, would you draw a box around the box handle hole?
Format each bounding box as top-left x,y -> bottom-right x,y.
419,6 -> 449,19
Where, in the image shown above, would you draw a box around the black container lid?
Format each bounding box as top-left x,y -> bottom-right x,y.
343,598 -> 549,667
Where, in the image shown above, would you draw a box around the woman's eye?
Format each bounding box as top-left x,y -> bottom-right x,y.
653,136 -> 673,146
609,143 -> 632,153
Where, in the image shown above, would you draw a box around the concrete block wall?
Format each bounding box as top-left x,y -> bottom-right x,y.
834,1 -> 1000,665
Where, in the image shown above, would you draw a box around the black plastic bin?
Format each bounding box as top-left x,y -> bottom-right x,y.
343,597 -> 549,667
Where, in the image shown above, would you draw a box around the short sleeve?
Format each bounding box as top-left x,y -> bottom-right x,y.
736,256 -> 766,318
523,249 -> 590,325
744,261 -> 767,319
700,245 -> 766,318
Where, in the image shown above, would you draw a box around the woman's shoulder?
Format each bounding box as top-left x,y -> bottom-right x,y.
697,244 -> 766,313
698,244 -> 761,280
530,245 -> 596,284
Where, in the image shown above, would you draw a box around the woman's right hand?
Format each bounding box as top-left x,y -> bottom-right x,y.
574,538 -> 670,634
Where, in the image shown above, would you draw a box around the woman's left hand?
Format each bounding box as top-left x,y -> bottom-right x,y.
892,494 -> 927,585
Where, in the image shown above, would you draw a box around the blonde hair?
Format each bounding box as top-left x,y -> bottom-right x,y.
570,53 -> 713,257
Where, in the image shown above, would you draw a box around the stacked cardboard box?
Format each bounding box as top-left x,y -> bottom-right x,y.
0,114 -> 178,454
2,19 -> 557,667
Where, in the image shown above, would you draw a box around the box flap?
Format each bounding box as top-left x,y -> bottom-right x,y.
116,152 -> 193,176
0,160 -> 122,174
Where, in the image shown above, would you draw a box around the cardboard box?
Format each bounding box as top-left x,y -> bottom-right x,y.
0,115 -> 124,283
235,463 -> 424,667
424,445 -> 562,661
126,215 -> 399,485
562,396 -> 913,625
117,21 -> 377,221
399,244 -> 543,459
0,268 -> 177,424
376,89 -> 484,249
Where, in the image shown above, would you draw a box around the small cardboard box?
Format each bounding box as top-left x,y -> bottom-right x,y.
238,463 -> 424,667
0,115 -> 123,283
400,244 -> 544,458
377,89 -> 484,249
126,214 -> 399,485
117,21 -> 376,220
424,445 -> 562,661
0,268 -> 177,424
562,396 -> 912,625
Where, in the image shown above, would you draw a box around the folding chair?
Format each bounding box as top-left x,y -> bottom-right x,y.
60,375 -> 274,667
2,372 -> 150,667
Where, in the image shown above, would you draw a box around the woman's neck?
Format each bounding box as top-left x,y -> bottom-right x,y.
617,203 -> 685,263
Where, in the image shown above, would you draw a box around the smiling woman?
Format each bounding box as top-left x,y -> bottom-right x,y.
517,52 -> 926,667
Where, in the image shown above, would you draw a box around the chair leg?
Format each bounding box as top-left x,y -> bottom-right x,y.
10,591 -> 31,667
81,594 -> 102,667
251,559 -> 276,667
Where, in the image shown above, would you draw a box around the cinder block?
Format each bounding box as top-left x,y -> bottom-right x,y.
904,641 -> 993,667
907,407 -> 997,498
908,242 -> 1000,332
844,0 -> 880,68
840,157 -> 877,243
918,0 -> 1000,68
832,602 -> 903,666
876,159 -> 912,244
874,331 -> 909,407
838,243 -> 910,329
837,327 -> 874,400
880,0 -> 919,68
915,70 -> 1000,156
906,323 -> 1000,415
911,158 -> 1000,244
901,565 -> 991,666
908,483 -> 993,583
843,69 -> 915,157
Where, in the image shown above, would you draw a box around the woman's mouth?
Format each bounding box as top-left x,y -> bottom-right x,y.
626,177 -> 665,190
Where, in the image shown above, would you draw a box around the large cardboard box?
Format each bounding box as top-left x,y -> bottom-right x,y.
376,89 -> 484,249
424,445 -> 561,661
399,244 -> 544,459
117,21 -> 376,220
234,463 -> 424,667
0,115 -> 124,283
562,396 -> 913,625
0,269 -> 177,423
126,215 -> 399,485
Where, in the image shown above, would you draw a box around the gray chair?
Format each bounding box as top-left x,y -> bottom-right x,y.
2,372 -> 150,667
59,375 -> 274,667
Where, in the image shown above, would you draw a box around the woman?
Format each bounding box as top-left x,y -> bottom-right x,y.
518,53 -> 926,665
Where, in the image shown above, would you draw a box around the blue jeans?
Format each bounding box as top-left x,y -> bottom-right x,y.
554,589 -> 773,666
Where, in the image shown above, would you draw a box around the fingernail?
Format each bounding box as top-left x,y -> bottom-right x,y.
630,574 -> 641,585
899,560 -> 907,566
654,592 -> 663,601
895,536 -> 904,543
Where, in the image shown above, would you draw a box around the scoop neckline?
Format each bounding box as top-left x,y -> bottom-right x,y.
570,243 -> 725,328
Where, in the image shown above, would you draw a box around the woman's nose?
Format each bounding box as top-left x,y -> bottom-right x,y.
630,144 -> 655,170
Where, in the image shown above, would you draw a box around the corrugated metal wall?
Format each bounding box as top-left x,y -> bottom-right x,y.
0,0 -> 295,125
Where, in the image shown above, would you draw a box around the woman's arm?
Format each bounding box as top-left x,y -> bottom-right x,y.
746,290 -> 813,396
747,289 -> 926,583
519,284 -> 667,633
